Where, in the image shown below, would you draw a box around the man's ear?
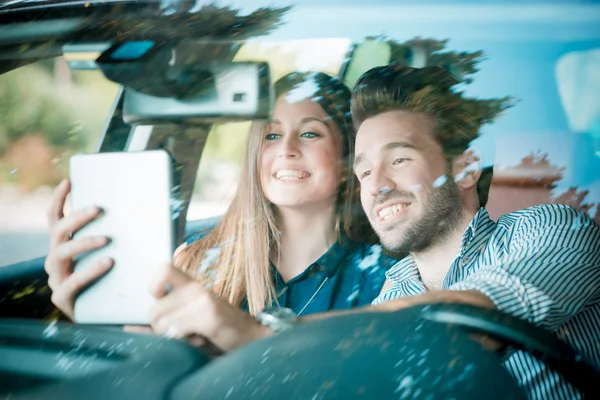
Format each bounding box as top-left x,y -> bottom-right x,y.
452,148 -> 482,189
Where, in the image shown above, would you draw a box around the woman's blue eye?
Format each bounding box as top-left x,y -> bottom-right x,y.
265,133 -> 281,140
301,131 -> 320,138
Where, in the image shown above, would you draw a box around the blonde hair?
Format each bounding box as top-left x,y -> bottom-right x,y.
175,72 -> 373,314
175,121 -> 279,314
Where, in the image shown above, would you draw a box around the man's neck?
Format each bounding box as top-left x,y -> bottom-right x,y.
412,208 -> 479,290
273,202 -> 338,282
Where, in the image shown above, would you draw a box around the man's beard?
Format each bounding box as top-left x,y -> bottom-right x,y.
372,177 -> 464,254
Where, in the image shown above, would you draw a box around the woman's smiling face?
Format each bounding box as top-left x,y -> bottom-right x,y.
259,94 -> 343,210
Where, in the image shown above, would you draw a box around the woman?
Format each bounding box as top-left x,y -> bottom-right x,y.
44,72 -> 398,327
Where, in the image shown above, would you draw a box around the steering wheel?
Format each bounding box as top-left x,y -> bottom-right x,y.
2,304 -> 598,399
170,303 -> 600,399
0,319 -> 210,399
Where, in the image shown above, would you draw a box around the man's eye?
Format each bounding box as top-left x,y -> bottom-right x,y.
301,131 -> 320,138
393,158 -> 408,165
265,133 -> 281,141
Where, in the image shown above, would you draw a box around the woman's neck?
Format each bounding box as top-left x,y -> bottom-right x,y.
273,202 -> 338,282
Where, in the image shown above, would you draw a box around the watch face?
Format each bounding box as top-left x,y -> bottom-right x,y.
271,308 -> 297,320
257,308 -> 297,333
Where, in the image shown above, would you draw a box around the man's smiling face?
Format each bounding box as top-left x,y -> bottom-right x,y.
354,109 -> 463,253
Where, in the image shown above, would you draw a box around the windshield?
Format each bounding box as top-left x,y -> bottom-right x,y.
2,0 -> 599,266
1,1 -> 599,397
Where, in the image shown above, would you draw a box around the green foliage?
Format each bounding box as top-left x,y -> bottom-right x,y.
0,63 -> 82,155
84,4 -> 291,43
0,59 -> 120,189
204,122 -> 250,162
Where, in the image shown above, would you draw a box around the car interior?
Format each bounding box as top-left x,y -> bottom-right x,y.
1,0 -> 599,398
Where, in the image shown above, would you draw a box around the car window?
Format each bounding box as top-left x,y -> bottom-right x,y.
187,122 -> 249,221
2,1 -> 600,397
0,58 -> 119,266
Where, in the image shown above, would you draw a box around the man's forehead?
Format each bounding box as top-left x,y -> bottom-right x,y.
355,112 -> 433,151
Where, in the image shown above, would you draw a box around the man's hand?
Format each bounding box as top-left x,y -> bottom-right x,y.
301,288 -> 495,323
45,179 -> 113,320
370,289 -> 496,312
147,264 -> 273,352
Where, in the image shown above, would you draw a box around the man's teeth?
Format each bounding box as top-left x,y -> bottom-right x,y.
275,170 -> 310,180
378,203 -> 410,220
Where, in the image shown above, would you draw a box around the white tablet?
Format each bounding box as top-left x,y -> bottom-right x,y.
70,150 -> 175,325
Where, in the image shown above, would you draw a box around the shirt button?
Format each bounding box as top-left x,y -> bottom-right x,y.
464,257 -> 470,263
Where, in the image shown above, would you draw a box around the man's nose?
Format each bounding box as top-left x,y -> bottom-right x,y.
368,167 -> 396,197
277,135 -> 301,158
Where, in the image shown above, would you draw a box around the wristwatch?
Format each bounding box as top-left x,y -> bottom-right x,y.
255,307 -> 297,333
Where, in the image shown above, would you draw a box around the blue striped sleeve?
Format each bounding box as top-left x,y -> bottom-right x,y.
450,205 -> 600,331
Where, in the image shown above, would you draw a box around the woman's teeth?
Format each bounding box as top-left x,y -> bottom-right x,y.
275,170 -> 311,180
378,203 -> 410,220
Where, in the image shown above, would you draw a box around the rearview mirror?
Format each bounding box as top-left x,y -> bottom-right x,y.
122,61 -> 272,124
95,39 -> 273,124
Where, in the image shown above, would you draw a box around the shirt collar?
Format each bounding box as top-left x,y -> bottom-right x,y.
460,207 -> 496,257
385,255 -> 420,283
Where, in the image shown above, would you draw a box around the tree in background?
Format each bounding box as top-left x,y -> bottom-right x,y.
0,60 -> 120,190
0,62 -> 82,156
348,36 -> 514,123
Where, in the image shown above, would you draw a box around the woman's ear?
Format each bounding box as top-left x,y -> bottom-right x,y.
452,148 -> 482,189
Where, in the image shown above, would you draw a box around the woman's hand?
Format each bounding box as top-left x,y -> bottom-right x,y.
147,264 -> 273,352
44,179 -> 113,320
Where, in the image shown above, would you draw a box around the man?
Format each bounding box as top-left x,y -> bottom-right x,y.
344,64 -> 600,398
147,65 -> 600,398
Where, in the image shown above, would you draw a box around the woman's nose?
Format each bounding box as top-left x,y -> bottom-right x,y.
277,135 -> 301,158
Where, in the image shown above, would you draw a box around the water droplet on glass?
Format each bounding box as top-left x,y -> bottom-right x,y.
358,245 -> 381,270
286,79 -> 320,103
453,172 -> 467,183
199,247 -> 221,271
394,375 -> 414,395
432,175 -> 447,188
43,320 -> 59,338
346,290 -> 359,303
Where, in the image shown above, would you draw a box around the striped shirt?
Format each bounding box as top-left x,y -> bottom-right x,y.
373,204 -> 600,399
